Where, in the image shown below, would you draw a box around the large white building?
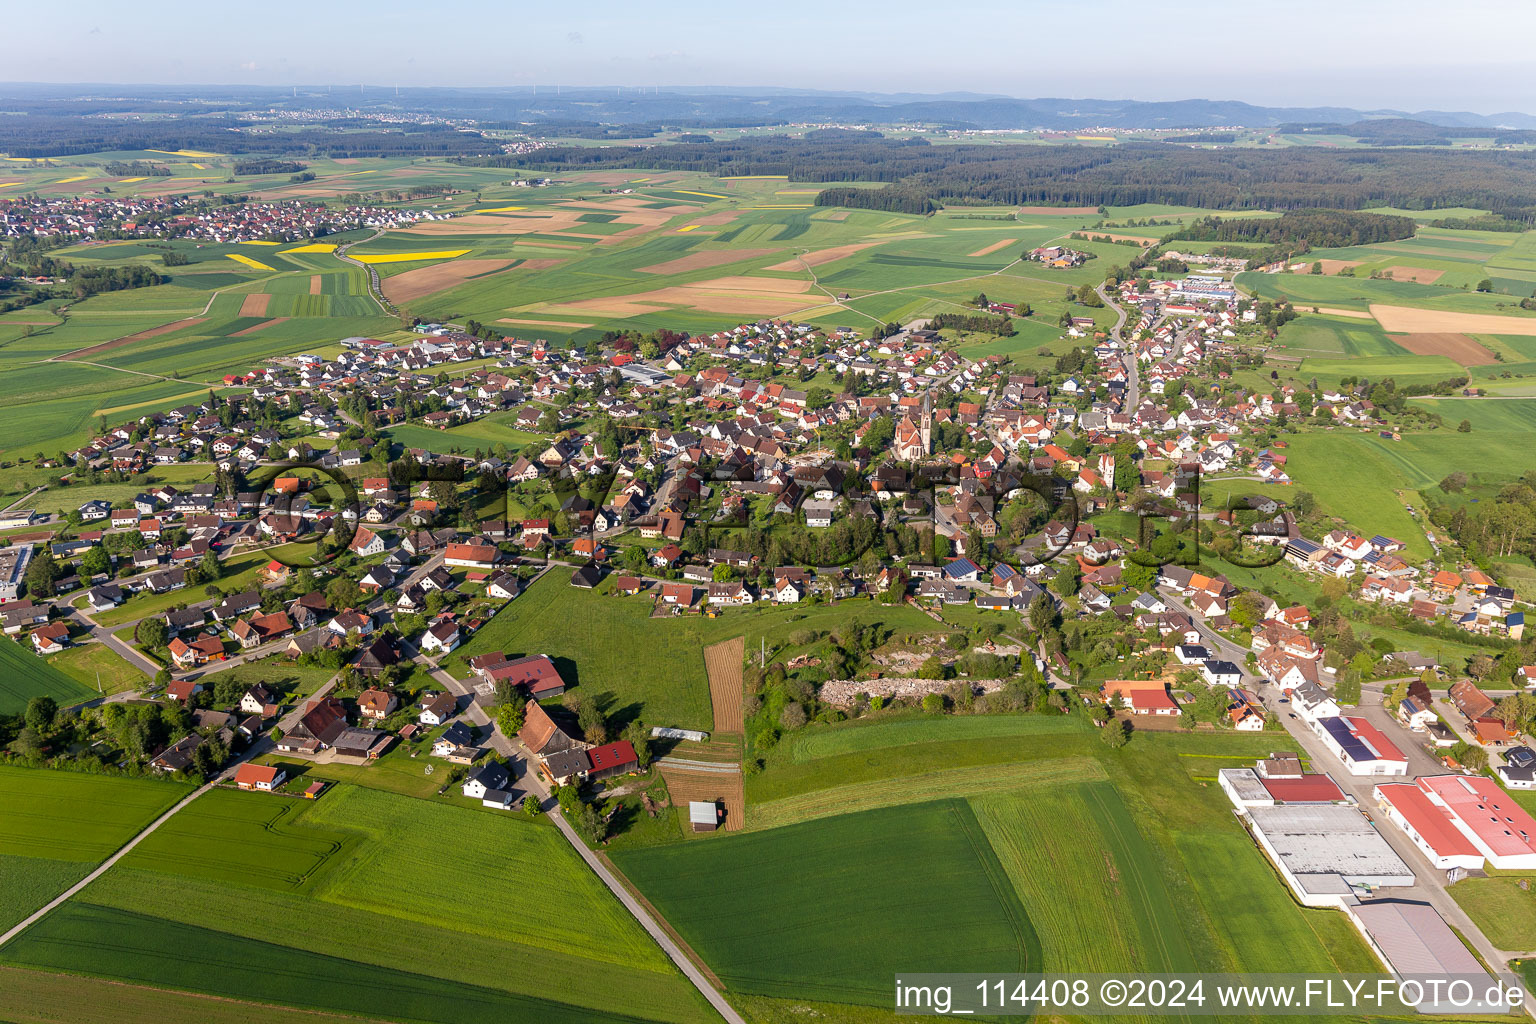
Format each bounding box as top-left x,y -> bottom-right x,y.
1312,715 -> 1408,777
1376,775 -> 1536,871
1221,785 -> 1415,908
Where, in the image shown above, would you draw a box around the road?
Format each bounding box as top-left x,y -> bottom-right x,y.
335,230 -> 391,315
1160,588 -> 1535,1003
402,601 -> 746,1022
1095,283 -> 1142,409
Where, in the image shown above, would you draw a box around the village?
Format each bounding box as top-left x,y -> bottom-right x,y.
3,253 -> 1534,1009
0,195 -> 440,244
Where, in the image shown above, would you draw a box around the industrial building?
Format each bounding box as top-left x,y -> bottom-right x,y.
1311,715 -> 1408,776
1223,783 -> 1414,907
1376,775 -> 1536,871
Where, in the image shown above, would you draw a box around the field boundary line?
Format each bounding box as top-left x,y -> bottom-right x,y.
0,777 -> 214,948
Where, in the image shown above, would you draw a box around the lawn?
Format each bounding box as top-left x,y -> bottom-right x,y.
11,783 -> 714,1024
1450,874 -> 1536,951
613,799 -> 1039,1004
0,639 -> 96,714
91,544 -> 304,627
253,750 -> 448,800
45,642 -> 146,697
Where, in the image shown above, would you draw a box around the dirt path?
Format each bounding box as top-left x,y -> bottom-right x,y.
56,318 -> 208,360
0,779 -> 216,948
703,637 -> 745,733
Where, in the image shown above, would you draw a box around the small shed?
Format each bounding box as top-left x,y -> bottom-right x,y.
689,800 -> 720,833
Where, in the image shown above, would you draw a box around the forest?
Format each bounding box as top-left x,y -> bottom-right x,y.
496,133 -> 1536,215
813,185 -> 937,214
1169,209 -> 1418,248
233,159 -> 308,175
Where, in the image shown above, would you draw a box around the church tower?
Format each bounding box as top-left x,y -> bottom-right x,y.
919,391 -> 932,454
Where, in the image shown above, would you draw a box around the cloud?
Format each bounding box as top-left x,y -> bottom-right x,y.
567,31 -> 583,44
649,49 -> 686,61
87,26 -> 101,35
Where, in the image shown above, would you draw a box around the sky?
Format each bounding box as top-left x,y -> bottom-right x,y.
10,0 -> 1534,114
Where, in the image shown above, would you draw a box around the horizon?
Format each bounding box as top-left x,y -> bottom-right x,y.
9,0 -> 1534,113
2,81 -> 1534,124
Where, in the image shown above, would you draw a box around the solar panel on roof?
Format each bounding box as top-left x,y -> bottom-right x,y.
1321,717 -> 1374,763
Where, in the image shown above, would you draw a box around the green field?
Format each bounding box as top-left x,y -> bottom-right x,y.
2,783 -> 712,1024
453,567 -> 943,731
621,715 -> 1383,1020
615,799 -> 1038,1004
0,640 -> 97,714
0,767 -> 188,932
1449,873 -> 1536,950
44,642 -> 146,697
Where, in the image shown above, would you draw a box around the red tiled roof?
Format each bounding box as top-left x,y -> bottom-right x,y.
587,740 -> 638,772
1260,776 -> 1343,803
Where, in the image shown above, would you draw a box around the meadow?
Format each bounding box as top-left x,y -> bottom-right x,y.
451,567 -> 942,731
4,783 -> 713,1024
0,639 -> 97,714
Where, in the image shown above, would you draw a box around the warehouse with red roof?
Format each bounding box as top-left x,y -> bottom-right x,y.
1373,782 -> 1484,870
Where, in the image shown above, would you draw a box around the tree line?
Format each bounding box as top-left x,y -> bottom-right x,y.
1169,209 -> 1418,248
498,135 -> 1536,213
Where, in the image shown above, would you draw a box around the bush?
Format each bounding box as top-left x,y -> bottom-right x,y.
779,702 -> 807,730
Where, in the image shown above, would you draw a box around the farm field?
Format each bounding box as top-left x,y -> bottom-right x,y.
0,766 -> 189,932
619,715 -> 1382,1021
0,638 -> 98,714
614,799 -> 1038,1004
451,567 -> 942,731
0,965 -> 394,1024
2,783 -> 713,1024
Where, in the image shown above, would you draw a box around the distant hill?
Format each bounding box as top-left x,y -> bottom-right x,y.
2,83 -> 1535,133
